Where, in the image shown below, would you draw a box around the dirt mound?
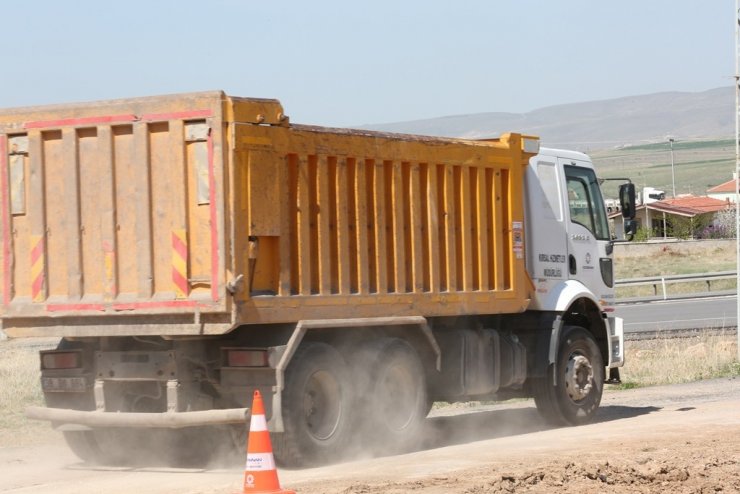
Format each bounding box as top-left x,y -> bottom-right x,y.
465,456 -> 736,493
319,452 -> 738,493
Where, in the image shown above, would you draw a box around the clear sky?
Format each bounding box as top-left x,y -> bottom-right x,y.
0,1 -> 733,127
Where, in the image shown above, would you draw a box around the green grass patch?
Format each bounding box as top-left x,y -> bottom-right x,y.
618,139 -> 734,152
591,138 -> 735,198
616,381 -> 640,390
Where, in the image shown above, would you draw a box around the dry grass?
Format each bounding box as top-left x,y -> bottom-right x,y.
615,242 -> 738,382
614,243 -> 736,279
618,331 -> 740,389
0,339 -> 61,447
617,279 -> 736,300
614,242 -> 737,299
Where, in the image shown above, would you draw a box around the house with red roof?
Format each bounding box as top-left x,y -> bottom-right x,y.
707,177 -> 739,203
610,194 -> 731,240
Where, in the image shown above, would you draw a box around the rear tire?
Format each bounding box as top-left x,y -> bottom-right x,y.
56,427 -> 139,465
92,427 -> 240,467
45,339 -> 107,464
272,342 -> 353,467
533,325 -> 604,426
61,431 -> 104,463
352,338 -> 428,454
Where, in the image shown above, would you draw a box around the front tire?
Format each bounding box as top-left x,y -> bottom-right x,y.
533,325 -> 604,426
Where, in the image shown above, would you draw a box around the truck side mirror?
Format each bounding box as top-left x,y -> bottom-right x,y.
624,219 -> 638,241
619,183 -> 636,220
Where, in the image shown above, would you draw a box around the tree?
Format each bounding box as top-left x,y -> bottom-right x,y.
700,209 -> 736,239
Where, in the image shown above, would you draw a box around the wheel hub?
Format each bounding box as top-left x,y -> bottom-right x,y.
382,363 -> 416,431
564,354 -> 594,402
302,370 -> 341,441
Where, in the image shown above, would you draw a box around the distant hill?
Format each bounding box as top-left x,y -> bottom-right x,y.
360,87 -> 734,152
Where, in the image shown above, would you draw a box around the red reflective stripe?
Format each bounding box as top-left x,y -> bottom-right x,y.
46,300 -> 207,312
111,300 -> 201,310
23,109 -> 213,130
46,303 -> 106,312
30,236 -> 44,264
171,231 -> 188,259
30,236 -> 46,301
140,109 -> 213,122
171,268 -> 189,296
24,114 -> 137,129
171,230 -> 189,297
208,133 -> 219,302
31,272 -> 44,300
0,136 -> 10,305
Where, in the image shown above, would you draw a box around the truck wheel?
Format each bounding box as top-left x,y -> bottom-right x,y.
272,342 -> 353,467
94,427 -> 227,467
533,325 -> 604,426
46,398 -> 112,464
60,431 -> 104,463
43,339 -> 108,464
59,428 -> 134,465
91,429 -> 147,465
353,338 -> 428,454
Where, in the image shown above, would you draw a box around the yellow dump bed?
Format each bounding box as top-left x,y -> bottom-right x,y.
0,91 -> 536,337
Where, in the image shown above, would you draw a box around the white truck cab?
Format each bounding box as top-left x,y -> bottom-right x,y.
525,148 -> 628,369
526,148 -> 614,311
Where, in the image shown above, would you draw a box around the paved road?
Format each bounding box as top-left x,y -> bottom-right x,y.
615,295 -> 737,333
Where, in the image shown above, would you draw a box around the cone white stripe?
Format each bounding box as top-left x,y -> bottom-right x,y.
249,413 -> 268,431
246,452 -> 276,471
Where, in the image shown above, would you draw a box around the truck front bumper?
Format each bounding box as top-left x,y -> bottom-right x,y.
25,406 -> 249,430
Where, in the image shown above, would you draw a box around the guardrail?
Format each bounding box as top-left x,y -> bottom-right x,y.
615,271 -> 736,302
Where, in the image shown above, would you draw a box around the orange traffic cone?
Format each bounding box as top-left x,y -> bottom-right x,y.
242,390 -> 295,494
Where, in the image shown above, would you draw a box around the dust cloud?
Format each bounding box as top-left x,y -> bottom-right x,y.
3,378 -> 739,493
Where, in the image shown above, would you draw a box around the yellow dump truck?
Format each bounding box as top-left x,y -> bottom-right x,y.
1,91 -> 633,466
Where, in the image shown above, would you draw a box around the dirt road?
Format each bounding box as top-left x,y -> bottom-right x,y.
2,377 -> 739,493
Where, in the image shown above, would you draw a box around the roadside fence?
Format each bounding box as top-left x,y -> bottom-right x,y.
616,271 -> 736,303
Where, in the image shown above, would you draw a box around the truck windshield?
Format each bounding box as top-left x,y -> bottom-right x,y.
564,165 -> 610,240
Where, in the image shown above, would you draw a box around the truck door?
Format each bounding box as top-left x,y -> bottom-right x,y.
562,161 -> 614,305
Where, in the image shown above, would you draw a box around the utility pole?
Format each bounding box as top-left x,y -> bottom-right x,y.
735,0 -> 740,361
669,138 -> 676,197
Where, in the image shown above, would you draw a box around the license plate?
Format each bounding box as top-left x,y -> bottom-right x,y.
41,376 -> 87,393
